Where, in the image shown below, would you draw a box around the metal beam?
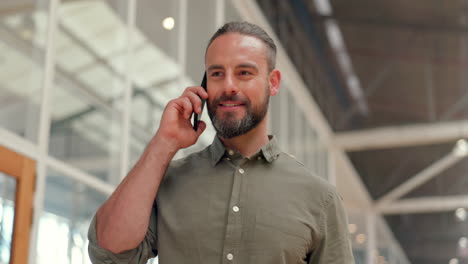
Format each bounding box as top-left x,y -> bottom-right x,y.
337,57 -> 396,129
440,91 -> 468,120
0,3 -> 34,16
287,0 -> 352,111
375,150 -> 464,207
335,120 -> 468,151
0,22 -> 152,143
315,14 -> 468,35
366,212 -> 376,264
51,86 -> 166,130
378,195 -> 468,215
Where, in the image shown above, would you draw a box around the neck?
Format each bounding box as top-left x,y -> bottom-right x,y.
219,117 -> 269,157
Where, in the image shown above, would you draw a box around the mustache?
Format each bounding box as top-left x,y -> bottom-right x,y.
210,93 -> 250,106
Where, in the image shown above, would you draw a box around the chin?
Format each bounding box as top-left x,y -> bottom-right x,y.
218,112 -> 244,121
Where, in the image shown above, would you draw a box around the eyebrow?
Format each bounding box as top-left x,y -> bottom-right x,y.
207,64 -> 225,72
236,63 -> 258,70
207,63 -> 259,72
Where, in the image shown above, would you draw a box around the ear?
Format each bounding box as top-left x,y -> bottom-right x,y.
268,69 -> 281,96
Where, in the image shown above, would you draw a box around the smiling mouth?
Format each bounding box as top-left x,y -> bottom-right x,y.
220,103 -> 244,107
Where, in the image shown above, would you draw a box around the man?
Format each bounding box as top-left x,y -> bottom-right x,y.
88,21 -> 354,264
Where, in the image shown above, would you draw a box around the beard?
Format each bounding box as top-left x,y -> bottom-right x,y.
207,86 -> 270,139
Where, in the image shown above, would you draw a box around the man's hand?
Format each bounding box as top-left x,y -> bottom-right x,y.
94,86 -> 209,254
155,86 -> 209,151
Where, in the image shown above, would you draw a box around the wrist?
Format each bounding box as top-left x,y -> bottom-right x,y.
150,132 -> 180,156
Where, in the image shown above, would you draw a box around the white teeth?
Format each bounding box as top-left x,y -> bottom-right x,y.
221,104 -> 240,107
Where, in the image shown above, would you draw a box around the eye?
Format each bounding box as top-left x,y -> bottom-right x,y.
240,70 -> 252,76
211,71 -> 223,77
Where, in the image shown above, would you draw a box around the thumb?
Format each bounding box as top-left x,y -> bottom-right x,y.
196,120 -> 207,136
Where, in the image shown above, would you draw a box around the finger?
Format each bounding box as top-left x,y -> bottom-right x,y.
183,92 -> 203,114
196,120 -> 207,135
177,97 -> 193,120
185,86 -> 208,99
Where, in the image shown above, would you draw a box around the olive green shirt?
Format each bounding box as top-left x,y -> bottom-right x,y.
88,136 -> 354,264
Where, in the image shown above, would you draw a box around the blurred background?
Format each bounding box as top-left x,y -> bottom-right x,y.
0,0 -> 467,264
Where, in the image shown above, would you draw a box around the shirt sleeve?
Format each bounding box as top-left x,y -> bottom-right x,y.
309,189 -> 355,264
87,204 -> 158,264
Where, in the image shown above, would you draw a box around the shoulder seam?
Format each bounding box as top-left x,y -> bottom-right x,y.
279,151 -> 308,167
318,188 -> 336,239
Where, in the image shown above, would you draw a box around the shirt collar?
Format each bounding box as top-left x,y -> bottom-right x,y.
209,135 -> 281,167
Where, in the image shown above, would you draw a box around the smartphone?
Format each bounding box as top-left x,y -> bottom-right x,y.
192,72 -> 207,131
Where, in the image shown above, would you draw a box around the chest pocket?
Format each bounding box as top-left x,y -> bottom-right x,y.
253,209 -> 313,261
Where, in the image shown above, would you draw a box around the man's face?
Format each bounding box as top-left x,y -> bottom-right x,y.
205,33 -> 272,139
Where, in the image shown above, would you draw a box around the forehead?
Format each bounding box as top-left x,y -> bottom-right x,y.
205,33 -> 268,68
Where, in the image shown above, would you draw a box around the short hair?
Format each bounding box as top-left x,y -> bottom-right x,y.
206,21 -> 277,72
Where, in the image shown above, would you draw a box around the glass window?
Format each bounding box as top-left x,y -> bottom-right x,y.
225,0 -> 242,22
0,173 -> 16,263
0,1 -> 49,143
303,117 -> 313,170
346,208 -> 368,264
287,90 -> 297,155
185,0 -> 217,82
269,84 -> 282,137
318,142 -> 328,179
36,169 -> 108,264
277,85 -> 290,151
295,108 -> 305,162
129,0 -> 182,165
183,0 -> 218,155
376,217 -> 410,264
49,0 -> 129,185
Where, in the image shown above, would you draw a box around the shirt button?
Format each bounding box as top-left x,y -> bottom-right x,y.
232,206 -> 240,212
226,253 -> 234,260
226,157 -> 230,161
228,150 -> 234,156
238,168 -> 244,174
257,156 -> 262,160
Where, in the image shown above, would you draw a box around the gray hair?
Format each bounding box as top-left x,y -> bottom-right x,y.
206,21 -> 277,72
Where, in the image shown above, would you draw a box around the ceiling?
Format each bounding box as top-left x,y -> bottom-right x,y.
0,0 -> 467,263
0,0 -> 218,181
257,0 -> 468,263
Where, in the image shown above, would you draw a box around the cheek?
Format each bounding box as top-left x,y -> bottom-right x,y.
207,90 -> 222,109
247,83 -> 269,100
206,88 -> 217,101
243,82 -> 263,96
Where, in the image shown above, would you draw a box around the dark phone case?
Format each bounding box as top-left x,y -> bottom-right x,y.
193,72 -> 207,131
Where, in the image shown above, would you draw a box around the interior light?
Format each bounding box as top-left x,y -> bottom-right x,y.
325,20 -> 344,51
449,258 -> 459,264
356,233 -> 366,244
455,208 -> 467,221
313,0 -> 332,15
459,237 -> 468,249
347,75 -> 364,99
348,223 -> 357,234
324,19 -> 368,115
453,139 -> 468,157
162,17 -> 175,30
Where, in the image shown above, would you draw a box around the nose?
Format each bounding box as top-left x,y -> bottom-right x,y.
224,73 -> 239,95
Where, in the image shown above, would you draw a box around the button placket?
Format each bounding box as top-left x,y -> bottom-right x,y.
221,159 -> 247,263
